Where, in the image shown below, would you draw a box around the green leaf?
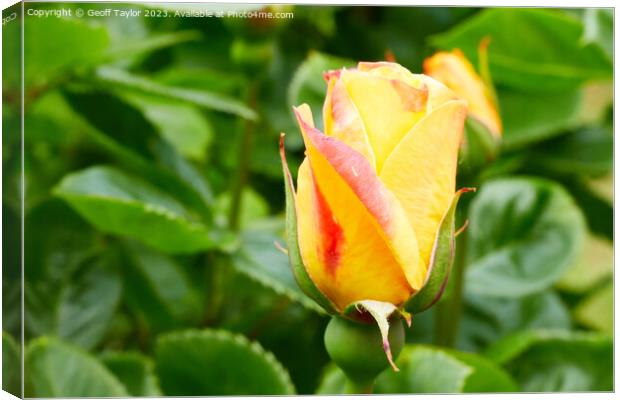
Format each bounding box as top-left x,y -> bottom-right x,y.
152,139 -> 215,208
54,166 -> 230,254
375,346 -> 517,393
556,233 -> 612,294
62,88 -> 214,217
24,15 -> 110,89
375,348 -> 452,391
527,124 -> 613,177
23,203 -> 121,351
465,177 -> 586,298
2,332 -> 20,396
564,177 -> 613,240
25,337 -> 128,397
574,281 -> 613,334
581,9 -> 613,61
155,66 -> 247,94
22,6 -> 201,89
458,290 -> 571,352
405,189 -> 469,313
287,52 -> 354,131
446,350 -> 519,393
122,240 -> 202,332
106,30 -> 201,61
317,345 -> 517,394
59,88 -> 160,161
56,258 -> 122,349
215,188 -> 269,229
232,222 -> 323,313
486,330 -> 612,391
500,88 -> 582,149
280,138 -> 337,313
101,352 -> 162,396
431,8 -> 612,92
95,66 -> 257,120
121,93 -> 213,162
24,198 -> 97,286
155,329 -> 295,395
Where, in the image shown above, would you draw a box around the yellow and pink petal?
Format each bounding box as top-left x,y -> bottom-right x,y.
294,105 -> 424,310
379,100 -> 467,268
322,76 -> 377,168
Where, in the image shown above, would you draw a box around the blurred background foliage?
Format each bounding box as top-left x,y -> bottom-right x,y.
2,3 -> 613,396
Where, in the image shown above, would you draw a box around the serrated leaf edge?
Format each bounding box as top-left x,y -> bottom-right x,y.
53,190 -> 224,253
100,351 -> 163,396
157,329 -> 296,395
232,250 -> 325,314
26,337 -> 129,397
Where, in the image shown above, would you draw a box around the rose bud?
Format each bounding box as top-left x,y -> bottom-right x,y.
423,48 -> 502,137
280,61 -> 471,373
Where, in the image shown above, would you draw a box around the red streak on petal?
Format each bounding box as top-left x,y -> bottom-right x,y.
312,173 -> 344,277
295,109 -> 393,231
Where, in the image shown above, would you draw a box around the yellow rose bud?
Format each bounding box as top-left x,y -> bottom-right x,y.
424,49 -> 502,137
282,61 -> 467,312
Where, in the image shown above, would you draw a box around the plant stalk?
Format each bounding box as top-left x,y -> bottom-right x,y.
228,81 -> 260,231
344,378 -> 374,394
203,254 -> 231,326
208,80 -> 260,324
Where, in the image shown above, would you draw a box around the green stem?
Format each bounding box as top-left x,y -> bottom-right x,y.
208,80 -> 260,324
228,81 -> 259,231
202,254 -> 230,326
344,377 -> 374,394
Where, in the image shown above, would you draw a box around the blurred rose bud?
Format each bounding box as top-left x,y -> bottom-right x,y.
424,49 -> 502,137
280,62 -> 471,367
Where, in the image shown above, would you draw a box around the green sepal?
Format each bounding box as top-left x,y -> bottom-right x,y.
460,117 -> 501,172
279,134 -> 337,314
405,188 -> 474,314
343,300 -> 406,372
